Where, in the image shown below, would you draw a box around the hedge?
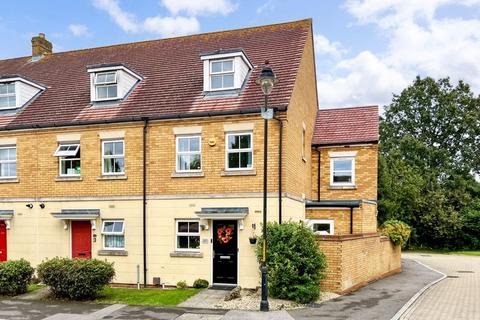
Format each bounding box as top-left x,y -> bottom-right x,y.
380,220 -> 412,247
0,259 -> 34,296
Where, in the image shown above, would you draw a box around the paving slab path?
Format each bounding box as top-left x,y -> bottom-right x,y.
400,253 -> 480,320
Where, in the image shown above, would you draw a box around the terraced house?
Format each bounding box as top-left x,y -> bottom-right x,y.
0,19 -> 398,292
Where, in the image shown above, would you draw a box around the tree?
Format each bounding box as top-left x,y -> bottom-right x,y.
379,77 -> 480,249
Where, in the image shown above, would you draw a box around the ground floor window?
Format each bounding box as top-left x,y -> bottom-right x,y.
102,220 -> 125,250
176,220 -> 200,251
308,219 -> 334,235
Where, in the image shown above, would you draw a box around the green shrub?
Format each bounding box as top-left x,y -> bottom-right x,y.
37,257 -> 115,300
0,259 -> 34,296
193,278 -> 209,289
256,222 -> 327,303
176,280 -> 188,289
380,220 -> 412,247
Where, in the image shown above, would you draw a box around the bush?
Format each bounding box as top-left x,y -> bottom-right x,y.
193,278 -> 209,289
256,222 -> 327,303
37,257 -> 115,300
0,259 -> 34,296
460,201 -> 480,249
176,280 -> 188,289
380,220 -> 412,247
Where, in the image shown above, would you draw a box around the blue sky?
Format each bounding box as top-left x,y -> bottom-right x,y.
1,0 -> 479,108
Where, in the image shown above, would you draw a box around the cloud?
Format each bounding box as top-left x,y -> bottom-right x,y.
144,16 -> 200,37
314,34 -> 347,60
68,24 -> 91,37
161,0 -> 237,16
317,0 -> 480,108
92,0 -> 139,32
256,0 -> 275,14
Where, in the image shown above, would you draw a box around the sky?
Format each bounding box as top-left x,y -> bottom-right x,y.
1,0 -> 480,108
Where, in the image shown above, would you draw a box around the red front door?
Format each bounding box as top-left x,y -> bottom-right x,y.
71,221 -> 92,259
0,221 -> 6,261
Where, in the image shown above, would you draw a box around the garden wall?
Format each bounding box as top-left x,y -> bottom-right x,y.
318,233 -> 401,293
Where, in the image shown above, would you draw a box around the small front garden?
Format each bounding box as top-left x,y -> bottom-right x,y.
94,287 -> 201,306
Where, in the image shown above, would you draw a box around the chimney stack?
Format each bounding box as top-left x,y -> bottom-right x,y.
31,33 -> 52,60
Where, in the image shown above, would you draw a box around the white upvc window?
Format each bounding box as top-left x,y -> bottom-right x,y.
102,220 -> 125,250
94,71 -> 118,101
102,140 -> 125,175
226,132 -> 253,170
308,219 -> 334,236
210,59 -> 235,90
330,157 -> 355,186
54,143 -> 81,176
0,82 -> 16,109
176,135 -> 201,172
176,220 -> 200,251
0,146 -> 16,178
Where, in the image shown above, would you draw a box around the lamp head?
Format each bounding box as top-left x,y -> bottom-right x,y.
255,61 -> 278,96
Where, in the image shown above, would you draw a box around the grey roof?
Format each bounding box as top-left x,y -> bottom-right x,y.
306,200 -> 362,208
55,209 -> 100,215
198,207 -> 249,214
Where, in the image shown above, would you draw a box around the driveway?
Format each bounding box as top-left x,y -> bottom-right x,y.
400,253 -> 480,320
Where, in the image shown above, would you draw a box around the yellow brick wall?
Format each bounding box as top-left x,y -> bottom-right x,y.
311,144 -> 378,201
318,234 -> 401,293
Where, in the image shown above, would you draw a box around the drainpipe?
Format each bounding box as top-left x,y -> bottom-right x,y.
317,149 -> 321,201
142,117 -> 149,288
350,207 -> 354,234
273,115 -> 283,224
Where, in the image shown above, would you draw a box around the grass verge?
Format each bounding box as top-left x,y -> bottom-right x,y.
94,287 -> 202,306
27,284 -> 46,293
405,249 -> 480,256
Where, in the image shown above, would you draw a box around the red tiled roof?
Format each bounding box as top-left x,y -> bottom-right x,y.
313,106 -> 379,146
0,20 -> 311,130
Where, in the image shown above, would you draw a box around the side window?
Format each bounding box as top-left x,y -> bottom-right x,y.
102,220 -> 125,250
102,140 -> 125,174
176,135 -> 201,172
309,220 -> 334,235
54,143 -> 81,176
226,132 -> 253,170
176,220 -> 200,251
0,146 -> 17,178
331,157 -> 355,186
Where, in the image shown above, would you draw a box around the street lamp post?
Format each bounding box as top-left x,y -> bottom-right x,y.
255,62 -> 278,312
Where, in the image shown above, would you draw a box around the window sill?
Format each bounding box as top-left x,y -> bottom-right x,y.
221,169 -> 256,176
98,249 -> 128,256
0,178 -> 19,184
97,175 -> 127,180
171,172 -> 205,178
328,185 -> 357,190
55,176 -> 83,182
170,251 -> 203,258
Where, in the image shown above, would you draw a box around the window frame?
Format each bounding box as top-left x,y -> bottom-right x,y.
0,82 -> 17,110
102,139 -> 125,175
175,219 -> 201,252
101,220 -> 125,250
209,58 -> 235,91
94,71 -> 119,101
330,157 -> 355,186
225,132 -> 253,171
0,145 -> 17,178
308,219 -> 334,236
175,135 -> 202,173
56,144 -> 81,177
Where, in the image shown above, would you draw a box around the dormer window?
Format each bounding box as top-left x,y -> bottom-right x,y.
210,59 -> 234,90
94,72 -> 118,100
0,83 -> 16,109
201,49 -> 253,94
87,64 -> 142,103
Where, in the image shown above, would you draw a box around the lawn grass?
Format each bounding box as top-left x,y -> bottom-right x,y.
94,287 -> 202,306
405,249 -> 480,256
27,283 -> 46,293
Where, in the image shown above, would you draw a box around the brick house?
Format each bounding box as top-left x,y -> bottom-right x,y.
0,19 -> 399,292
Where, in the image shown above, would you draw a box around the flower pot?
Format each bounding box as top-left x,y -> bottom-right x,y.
249,237 -> 257,244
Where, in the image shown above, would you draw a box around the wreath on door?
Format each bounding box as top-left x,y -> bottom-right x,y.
217,225 -> 234,244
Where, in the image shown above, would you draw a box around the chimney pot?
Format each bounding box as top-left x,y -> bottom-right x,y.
31,33 -> 52,60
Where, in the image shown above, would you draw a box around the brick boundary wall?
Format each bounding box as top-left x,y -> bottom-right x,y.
317,233 -> 401,294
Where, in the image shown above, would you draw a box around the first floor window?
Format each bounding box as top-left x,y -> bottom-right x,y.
54,144 -> 81,176
102,140 -> 125,174
176,135 -> 201,172
309,220 -> 334,235
102,220 -> 125,250
226,132 -> 253,170
0,146 -> 16,178
331,157 -> 354,185
176,220 -> 200,251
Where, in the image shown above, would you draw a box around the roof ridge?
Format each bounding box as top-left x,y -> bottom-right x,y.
318,105 -> 378,112
0,19 -> 312,62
